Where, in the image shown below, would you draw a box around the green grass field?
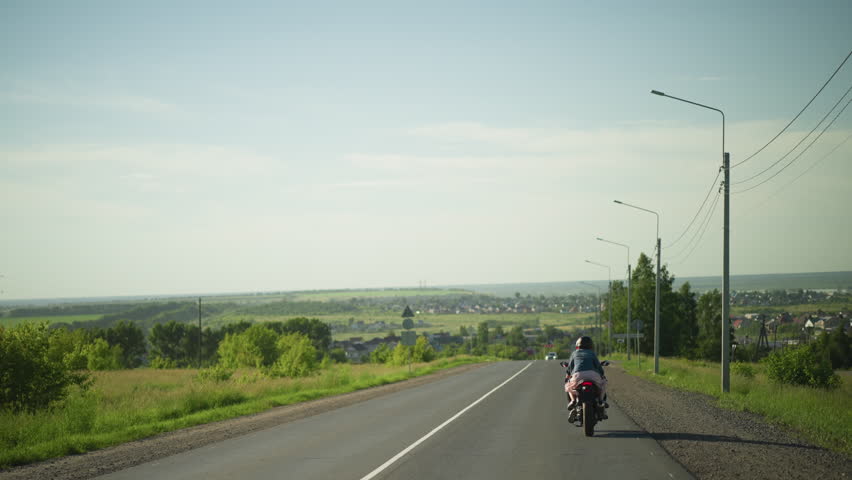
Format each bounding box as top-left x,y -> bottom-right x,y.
0,356 -> 488,468
0,314 -> 103,327
611,353 -> 852,456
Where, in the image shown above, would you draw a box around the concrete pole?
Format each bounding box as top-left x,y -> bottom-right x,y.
627,264 -> 632,361
722,152 -> 731,392
655,236 -> 661,374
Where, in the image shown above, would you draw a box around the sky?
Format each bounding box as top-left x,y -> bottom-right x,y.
1,1 -> 851,300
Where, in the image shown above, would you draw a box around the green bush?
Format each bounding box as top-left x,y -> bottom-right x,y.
269,333 -> 318,378
0,323 -> 89,412
217,324 -> 278,368
731,362 -> 755,378
370,343 -> 391,363
83,338 -> 123,371
196,365 -> 234,383
763,344 -> 840,389
149,356 -> 177,369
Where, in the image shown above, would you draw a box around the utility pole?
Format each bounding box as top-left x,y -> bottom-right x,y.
627,264 -> 632,360
198,297 -> 202,369
722,152 -> 731,392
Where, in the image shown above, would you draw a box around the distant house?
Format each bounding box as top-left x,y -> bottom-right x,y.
732,319 -> 744,329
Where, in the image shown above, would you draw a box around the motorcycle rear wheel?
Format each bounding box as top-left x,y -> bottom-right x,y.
583,402 -> 595,436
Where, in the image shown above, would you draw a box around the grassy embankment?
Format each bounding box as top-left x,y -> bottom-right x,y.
610,353 -> 852,456
0,356 -> 488,468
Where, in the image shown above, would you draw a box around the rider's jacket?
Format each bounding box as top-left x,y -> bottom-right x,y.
565,349 -> 604,376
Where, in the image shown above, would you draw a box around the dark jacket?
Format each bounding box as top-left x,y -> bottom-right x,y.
565,348 -> 604,376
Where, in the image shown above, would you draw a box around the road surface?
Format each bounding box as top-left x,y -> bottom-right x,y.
97,361 -> 692,479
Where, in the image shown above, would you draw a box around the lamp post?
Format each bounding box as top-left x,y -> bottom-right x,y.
580,281 -> 602,353
585,259 -> 612,354
596,237 -> 632,360
651,89 -> 730,392
614,200 -> 661,374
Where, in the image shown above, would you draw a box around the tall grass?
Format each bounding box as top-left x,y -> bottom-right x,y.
0,356 -> 486,468
610,353 -> 852,455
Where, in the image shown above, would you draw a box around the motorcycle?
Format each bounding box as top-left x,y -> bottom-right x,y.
561,360 -> 609,437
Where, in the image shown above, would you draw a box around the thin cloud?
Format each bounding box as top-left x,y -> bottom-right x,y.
1,90 -> 180,114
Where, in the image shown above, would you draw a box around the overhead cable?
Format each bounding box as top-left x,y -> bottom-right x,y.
731,50 -> 851,169
733,83 -> 852,185
665,169 -> 722,249
734,97 -> 852,194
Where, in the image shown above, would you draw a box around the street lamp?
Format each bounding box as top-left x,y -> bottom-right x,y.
585,259 -> 612,354
651,89 -> 730,393
614,199 -> 661,374
580,281 -> 602,353
596,237 -> 633,360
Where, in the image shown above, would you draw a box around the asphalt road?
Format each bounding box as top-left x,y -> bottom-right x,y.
97,361 -> 692,480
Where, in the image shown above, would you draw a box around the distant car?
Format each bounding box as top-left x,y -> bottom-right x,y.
545,352 -> 557,360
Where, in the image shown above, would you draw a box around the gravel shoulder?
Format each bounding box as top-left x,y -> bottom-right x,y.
606,361 -> 851,479
0,363 -> 485,480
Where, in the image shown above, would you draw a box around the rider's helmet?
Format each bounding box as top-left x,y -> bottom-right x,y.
575,336 -> 594,350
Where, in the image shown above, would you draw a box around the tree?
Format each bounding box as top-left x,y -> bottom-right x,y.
84,338 -> 123,371
477,322 -> 490,346
149,321 -> 189,366
102,320 -> 146,368
217,324 -> 279,368
370,343 -> 391,363
272,333 -> 318,377
693,289 -> 733,361
0,323 -> 89,412
505,325 -> 527,349
413,335 -> 436,362
277,318 -> 331,354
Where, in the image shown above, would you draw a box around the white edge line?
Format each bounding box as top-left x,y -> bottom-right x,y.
359,362 -> 533,480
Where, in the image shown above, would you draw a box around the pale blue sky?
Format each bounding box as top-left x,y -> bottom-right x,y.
2,1 -> 851,299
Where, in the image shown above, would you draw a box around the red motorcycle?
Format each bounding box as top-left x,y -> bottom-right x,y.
562,360 -> 609,437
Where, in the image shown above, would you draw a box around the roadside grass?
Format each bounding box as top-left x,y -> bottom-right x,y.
0,356 -> 488,468
609,353 -> 852,456
0,314 -> 103,327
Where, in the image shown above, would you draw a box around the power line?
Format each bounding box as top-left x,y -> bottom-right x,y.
746,132 -> 852,212
734,97 -> 851,194
668,187 -> 722,264
664,169 -> 722,249
731,49 -> 852,169
669,189 -> 722,265
733,82 -> 852,185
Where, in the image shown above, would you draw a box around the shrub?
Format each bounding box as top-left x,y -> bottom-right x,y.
0,323 -> 90,412
196,365 -> 234,383
218,324 -> 279,368
328,348 -> 348,364
149,356 -> 177,369
370,343 -> 391,364
269,333 -> 318,378
731,362 -> 755,378
763,344 -> 840,389
413,336 -> 436,363
83,338 -> 123,371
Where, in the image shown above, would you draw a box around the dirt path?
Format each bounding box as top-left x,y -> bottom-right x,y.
606,362 -> 851,479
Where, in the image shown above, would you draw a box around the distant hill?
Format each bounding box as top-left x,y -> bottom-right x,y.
453,271 -> 852,297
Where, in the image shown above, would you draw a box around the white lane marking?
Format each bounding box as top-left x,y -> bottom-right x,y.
359,362 -> 533,480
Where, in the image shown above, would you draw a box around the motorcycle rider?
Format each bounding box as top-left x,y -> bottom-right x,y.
562,336 -> 608,421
